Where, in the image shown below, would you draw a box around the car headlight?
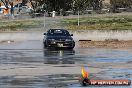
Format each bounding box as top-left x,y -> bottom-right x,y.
48,39 -> 56,44
48,39 -> 55,41
65,39 -> 72,41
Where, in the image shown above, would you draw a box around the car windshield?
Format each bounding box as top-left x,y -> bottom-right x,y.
47,29 -> 70,36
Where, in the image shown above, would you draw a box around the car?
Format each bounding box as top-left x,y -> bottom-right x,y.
14,3 -> 23,8
14,4 -> 33,13
43,29 -> 75,49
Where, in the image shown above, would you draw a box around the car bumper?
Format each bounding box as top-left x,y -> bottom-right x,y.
46,41 -> 75,48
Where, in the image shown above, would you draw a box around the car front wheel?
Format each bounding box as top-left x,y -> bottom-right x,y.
44,41 -> 47,48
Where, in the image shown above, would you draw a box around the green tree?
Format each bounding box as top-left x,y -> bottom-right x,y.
73,0 -> 90,11
45,0 -> 72,12
29,0 -> 47,12
91,0 -> 103,11
29,0 -> 73,15
26,0 -> 104,14
73,0 -> 103,12
22,0 -> 28,5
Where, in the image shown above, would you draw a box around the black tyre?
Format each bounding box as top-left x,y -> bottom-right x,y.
44,41 -> 47,48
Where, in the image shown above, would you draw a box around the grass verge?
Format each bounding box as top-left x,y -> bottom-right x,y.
0,19 -> 42,31
63,15 -> 132,30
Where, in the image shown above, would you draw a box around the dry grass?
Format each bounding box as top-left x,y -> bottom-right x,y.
79,40 -> 132,49
0,19 -> 42,31
63,15 -> 132,30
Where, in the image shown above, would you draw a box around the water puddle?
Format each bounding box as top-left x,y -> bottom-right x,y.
0,40 -> 132,87
0,74 -> 79,88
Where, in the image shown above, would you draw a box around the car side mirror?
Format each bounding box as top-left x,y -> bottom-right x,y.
70,34 -> 73,36
43,33 -> 47,35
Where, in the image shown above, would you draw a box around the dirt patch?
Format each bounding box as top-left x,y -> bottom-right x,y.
0,40 -> 14,43
79,39 -> 132,48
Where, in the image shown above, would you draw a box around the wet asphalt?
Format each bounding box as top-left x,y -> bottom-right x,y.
0,40 -> 132,88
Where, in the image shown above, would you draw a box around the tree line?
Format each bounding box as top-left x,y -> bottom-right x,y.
0,0 -> 132,14
27,0 -> 132,13
19,0 -> 105,15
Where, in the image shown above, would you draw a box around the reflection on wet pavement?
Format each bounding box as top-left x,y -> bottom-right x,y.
0,40 -> 132,88
43,49 -> 75,64
0,74 -> 79,88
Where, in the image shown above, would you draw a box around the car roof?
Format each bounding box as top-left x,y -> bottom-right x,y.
49,29 -> 67,31
48,29 -> 68,32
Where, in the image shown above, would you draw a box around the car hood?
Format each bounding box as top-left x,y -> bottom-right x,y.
47,36 -> 73,40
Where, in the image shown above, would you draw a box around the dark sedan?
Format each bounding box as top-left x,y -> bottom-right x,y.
43,29 -> 75,49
